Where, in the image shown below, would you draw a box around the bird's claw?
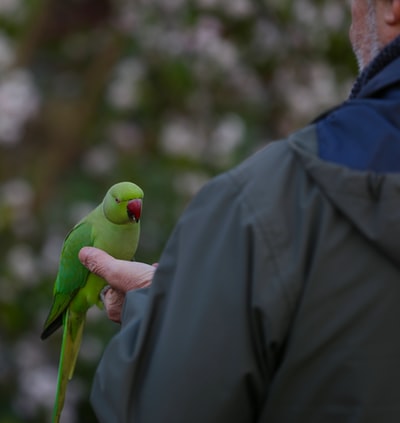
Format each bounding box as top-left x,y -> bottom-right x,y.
100,285 -> 111,305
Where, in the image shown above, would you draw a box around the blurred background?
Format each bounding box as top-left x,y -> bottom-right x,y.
0,0 -> 356,421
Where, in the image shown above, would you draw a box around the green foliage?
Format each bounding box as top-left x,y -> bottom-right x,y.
0,0 -> 356,421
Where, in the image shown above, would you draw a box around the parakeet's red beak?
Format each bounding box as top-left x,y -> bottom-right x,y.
127,199 -> 142,222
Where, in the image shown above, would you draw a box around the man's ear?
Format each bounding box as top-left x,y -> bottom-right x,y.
385,0 -> 400,25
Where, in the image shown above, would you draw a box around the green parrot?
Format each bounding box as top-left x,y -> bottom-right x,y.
41,181 -> 144,423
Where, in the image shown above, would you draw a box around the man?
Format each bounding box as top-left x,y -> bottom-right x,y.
80,1 -> 400,421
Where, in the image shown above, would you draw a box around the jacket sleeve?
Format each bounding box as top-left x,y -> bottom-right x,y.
90,170 -> 292,423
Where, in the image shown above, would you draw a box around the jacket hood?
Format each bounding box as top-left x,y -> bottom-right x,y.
289,125 -> 400,267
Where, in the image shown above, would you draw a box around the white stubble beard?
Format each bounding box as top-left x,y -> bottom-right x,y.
351,1 -> 382,72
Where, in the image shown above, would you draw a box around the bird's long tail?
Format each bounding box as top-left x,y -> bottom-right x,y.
52,308 -> 85,423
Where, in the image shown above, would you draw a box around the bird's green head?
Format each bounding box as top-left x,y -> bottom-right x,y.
103,181 -> 144,224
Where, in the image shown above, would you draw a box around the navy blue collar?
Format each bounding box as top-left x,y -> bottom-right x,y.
350,35 -> 400,99
316,36 -> 400,173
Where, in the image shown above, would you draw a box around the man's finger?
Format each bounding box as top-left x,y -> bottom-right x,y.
102,288 -> 125,323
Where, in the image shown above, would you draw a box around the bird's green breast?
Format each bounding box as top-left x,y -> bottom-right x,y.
70,206 -> 140,312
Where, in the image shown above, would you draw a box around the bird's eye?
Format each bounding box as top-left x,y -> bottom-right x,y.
115,198 -> 121,204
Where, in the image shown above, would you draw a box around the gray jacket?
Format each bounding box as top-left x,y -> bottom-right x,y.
90,125 -> 400,422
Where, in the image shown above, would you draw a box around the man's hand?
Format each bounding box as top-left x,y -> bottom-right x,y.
79,247 -> 155,323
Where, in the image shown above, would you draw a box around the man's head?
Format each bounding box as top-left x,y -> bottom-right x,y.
350,0 -> 400,71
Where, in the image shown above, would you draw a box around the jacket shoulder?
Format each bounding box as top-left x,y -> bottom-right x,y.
227,125 -> 318,215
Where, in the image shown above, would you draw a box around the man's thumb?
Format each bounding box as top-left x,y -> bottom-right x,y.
79,246 -> 114,279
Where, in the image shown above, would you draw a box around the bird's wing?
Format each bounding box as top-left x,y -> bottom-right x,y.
41,220 -> 93,339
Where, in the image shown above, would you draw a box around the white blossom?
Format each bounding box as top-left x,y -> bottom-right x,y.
0,69 -> 40,144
